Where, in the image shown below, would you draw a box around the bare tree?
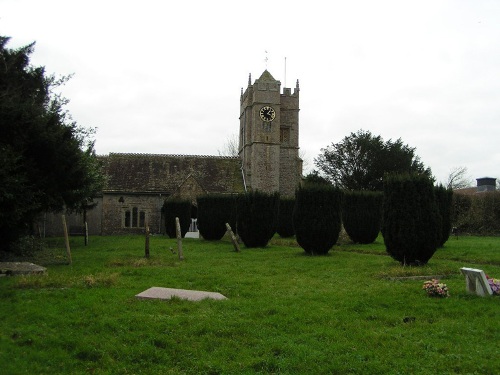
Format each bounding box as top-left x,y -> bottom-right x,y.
217,133 -> 239,157
446,166 -> 473,189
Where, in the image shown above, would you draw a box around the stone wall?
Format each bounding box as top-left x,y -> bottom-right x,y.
36,197 -> 103,236
279,84 -> 301,197
101,193 -> 165,235
279,149 -> 302,198
249,143 -> 281,194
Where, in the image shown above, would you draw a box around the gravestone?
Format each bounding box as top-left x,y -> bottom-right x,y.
225,223 -> 240,252
460,267 -> 493,296
0,262 -> 47,276
135,287 -> 227,302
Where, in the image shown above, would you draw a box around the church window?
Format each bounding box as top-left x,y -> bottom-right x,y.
124,211 -> 131,227
124,207 -> 146,228
280,128 -> 290,143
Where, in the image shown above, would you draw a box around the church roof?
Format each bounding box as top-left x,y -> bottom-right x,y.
256,70 -> 277,82
100,153 -> 245,195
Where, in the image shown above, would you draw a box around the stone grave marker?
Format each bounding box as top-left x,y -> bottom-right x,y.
136,287 -> 227,302
0,262 -> 47,276
460,267 -> 493,296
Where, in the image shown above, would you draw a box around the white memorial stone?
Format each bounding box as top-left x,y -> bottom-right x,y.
460,267 -> 493,296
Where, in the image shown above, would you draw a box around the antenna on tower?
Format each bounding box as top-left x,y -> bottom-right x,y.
284,57 -> 287,87
264,50 -> 268,69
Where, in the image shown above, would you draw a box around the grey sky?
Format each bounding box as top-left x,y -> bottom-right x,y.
2,0 -> 500,185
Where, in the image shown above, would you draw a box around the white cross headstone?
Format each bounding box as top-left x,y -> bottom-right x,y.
460,267 -> 493,296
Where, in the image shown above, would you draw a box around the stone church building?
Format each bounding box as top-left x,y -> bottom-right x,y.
39,70 -> 302,236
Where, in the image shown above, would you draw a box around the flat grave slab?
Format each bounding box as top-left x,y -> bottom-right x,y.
135,287 -> 227,302
0,262 -> 47,276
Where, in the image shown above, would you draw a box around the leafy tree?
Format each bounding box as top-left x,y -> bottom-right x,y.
302,170 -> 332,187
0,36 -> 103,252
314,129 -> 432,191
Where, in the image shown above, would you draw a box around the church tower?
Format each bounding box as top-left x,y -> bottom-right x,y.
239,70 -> 302,197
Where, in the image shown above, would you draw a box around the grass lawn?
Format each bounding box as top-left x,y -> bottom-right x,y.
1,234 -> 499,374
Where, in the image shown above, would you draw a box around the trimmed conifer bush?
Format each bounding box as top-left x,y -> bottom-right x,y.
277,198 -> 296,238
236,191 -> 280,248
163,198 -> 192,238
197,194 -> 237,241
292,185 -> 342,255
381,174 -> 441,265
434,185 -> 453,247
342,190 -> 383,244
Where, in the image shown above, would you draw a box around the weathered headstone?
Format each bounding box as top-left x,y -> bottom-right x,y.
61,214 -> 72,265
460,267 -> 493,296
175,217 -> 184,260
145,225 -> 150,258
84,221 -> 89,246
225,223 -> 240,252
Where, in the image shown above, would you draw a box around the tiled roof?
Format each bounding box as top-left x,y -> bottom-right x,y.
101,153 -> 244,195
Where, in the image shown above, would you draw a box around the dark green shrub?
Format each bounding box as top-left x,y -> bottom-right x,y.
236,191 -> 280,248
451,193 -> 472,232
342,190 -> 383,244
434,185 -> 453,246
292,185 -> 342,255
452,192 -> 500,235
162,198 -> 191,238
303,170 -> 332,187
277,198 -> 295,238
197,194 -> 237,241
382,174 -> 441,265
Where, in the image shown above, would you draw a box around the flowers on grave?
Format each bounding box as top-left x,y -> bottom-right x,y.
422,279 -> 449,298
486,275 -> 500,295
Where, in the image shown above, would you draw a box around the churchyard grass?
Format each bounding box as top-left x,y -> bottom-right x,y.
1,234 -> 499,374
338,234 -> 500,264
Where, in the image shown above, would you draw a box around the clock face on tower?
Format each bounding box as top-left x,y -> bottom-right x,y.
259,106 -> 276,122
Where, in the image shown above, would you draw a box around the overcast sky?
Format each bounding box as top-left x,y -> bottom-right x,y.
2,0 -> 500,185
